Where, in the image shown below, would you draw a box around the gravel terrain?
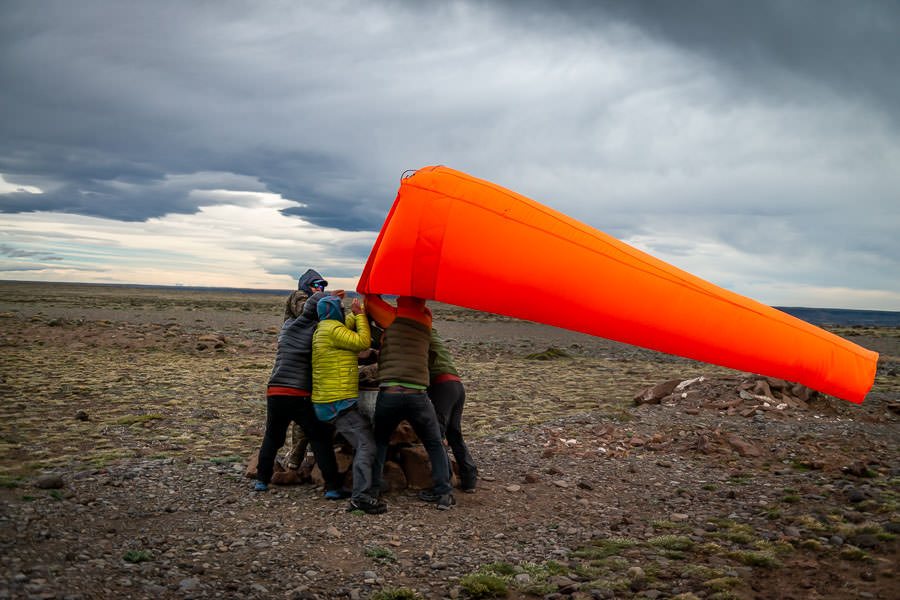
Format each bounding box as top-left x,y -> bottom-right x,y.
1,282 -> 898,600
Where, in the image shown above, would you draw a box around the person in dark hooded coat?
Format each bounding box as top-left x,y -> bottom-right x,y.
253,270 -> 345,496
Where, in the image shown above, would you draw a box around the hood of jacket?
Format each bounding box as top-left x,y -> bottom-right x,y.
317,295 -> 344,322
284,290 -> 308,320
297,268 -> 326,295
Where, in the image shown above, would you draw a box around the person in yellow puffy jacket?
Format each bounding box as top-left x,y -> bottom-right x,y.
311,295 -> 385,514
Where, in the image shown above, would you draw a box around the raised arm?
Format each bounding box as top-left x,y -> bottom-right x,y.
330,301 -> 372,351
364,293 -> 396,328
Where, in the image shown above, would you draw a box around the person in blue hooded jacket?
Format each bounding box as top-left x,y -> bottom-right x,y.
312,295 -> 385,514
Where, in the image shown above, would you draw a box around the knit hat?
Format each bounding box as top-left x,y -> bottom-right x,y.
317,296 -> 344,322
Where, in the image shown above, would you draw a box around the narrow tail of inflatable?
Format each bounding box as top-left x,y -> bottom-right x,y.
357,166 -> 878,403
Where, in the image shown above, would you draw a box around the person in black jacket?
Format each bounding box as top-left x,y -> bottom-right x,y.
254,270 -> 345,495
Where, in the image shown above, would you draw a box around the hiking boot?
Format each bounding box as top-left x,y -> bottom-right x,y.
418,488 -> 441,503
325,488 -> 351,500
436,493 -> 456,510
461,478 -> 477,493
253,481 -> 268,492
347,499 -> 387,514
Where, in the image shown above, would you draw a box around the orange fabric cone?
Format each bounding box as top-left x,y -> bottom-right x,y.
358,166 -> 878,403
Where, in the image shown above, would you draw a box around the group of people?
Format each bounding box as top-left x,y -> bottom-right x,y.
254,269 -> 478,514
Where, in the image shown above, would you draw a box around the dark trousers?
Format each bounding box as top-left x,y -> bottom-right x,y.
428,379 -> 478,486
257,395 -> 340,489
373,390 -> 452,495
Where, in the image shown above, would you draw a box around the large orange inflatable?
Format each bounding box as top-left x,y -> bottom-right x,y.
357,166 -> 878,403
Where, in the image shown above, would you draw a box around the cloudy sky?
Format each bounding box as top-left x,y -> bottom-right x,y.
1,0 -> 898,309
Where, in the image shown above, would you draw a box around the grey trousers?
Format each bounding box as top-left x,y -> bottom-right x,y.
332,404 -> 379,504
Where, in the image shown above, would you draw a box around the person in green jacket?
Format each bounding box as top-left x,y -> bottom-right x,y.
428,328 -> 478,493
312,295 -> 385,515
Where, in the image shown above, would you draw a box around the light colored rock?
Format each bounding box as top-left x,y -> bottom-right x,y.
727,435 -> 761,457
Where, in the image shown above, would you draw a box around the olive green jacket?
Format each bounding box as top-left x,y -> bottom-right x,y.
428,329 -> 458,380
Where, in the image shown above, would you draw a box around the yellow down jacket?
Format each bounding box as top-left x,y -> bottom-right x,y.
311,313 -> 371,404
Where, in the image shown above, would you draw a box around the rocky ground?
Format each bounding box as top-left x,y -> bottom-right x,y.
1,282 -> 898,600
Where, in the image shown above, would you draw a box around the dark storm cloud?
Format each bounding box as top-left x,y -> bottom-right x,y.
0,1 -> 898,307
507,0 -> 900,123
0,0 -> 401,226
3,0 -> 897,229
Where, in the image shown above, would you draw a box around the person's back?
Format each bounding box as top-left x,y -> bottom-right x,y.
268,291 -> 320,392
312,298 -> 371,405
366,294 -> 455,510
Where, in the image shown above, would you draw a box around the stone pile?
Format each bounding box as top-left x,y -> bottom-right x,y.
634,374 -> 823,417
244,393 -> 456,492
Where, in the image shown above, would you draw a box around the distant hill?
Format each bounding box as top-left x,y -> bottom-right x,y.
775,307 -> 900,327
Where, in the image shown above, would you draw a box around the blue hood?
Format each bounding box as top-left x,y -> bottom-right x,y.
317,296 -> 344,322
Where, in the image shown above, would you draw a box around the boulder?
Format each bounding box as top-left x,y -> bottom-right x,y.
381,460 -> 407,493
390,421 -> 420,445
244,450 -> 286,479
752,379 -> 774,399
271,470 -> 302,485
244,451 -> 260,479
297,453 -> 316,481
396,446 -> 434,489
34,473 -> 64,489
335,449 -> 354,473
633,379 -> 681,405
727,435 -> 761,457
791,384 -> 816,404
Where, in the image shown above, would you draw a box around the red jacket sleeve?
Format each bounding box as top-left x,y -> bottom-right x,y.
364,294 -> 396,328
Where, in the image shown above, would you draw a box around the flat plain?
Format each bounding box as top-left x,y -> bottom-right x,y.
1,281 -> 898,600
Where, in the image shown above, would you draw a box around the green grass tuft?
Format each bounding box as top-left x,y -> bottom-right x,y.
648,535 -> 695,551
839,547 -> 868,561
481,562 -> 517,576
459,574 -> 509,598
122,549 -> 152,563
365,546 -> 396,561
571,537 -> 638,559
703,577 -> 742,592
